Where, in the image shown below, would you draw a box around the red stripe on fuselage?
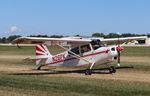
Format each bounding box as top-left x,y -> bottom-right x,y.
45,49 -> 110,65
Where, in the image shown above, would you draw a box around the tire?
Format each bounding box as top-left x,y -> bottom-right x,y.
85,69 -> 92,75
37,65 -> 42,70
109,66 -> 116,73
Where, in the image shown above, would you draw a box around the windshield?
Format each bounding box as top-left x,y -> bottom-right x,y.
91,40 -> 105,50
80,44 -> 91,53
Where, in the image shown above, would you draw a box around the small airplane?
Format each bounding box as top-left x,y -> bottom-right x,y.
12,36 -> 147,75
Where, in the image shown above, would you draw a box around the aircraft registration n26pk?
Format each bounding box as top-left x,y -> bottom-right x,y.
12,36 -> 147,75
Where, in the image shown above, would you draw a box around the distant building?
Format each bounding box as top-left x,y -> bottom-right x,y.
146,38 -> 150,45
136,37 -> 150,45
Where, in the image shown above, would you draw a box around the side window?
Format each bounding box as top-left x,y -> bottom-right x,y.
80,44 -> 91,53
91,40 -> 105,50
69,47 -> 80,55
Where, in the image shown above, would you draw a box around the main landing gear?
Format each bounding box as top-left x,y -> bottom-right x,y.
37,66 -> 41,70
37,65 -> 44,70
109,66 -> 116,73
84,66 -> 116,75
85,69 -> 92,75
85,62 -> 95,75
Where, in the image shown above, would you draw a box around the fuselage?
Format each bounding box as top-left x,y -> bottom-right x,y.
44,42 -> 118,67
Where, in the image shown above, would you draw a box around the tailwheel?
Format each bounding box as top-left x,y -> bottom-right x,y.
109,66 -> 116,73
85,69 -> 92,75
37,66 -> 41,70
37,65 -> 43,70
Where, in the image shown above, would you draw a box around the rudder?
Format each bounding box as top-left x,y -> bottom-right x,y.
35,44 -> 52,65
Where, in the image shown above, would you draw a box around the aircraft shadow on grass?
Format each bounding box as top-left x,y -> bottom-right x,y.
10,66 -> 134,76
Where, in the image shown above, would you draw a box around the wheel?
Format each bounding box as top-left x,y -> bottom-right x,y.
37,66 -> 41,70
111,66 -> 116,73
85,69 -> 92,75
37,65 -> 42,70
109,66 -> 116,73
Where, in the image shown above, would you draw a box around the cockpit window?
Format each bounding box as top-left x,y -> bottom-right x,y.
91,40 -> 105,50
69,44 -> 91,55
69,47 -> 80,55
80,44 -> 91,53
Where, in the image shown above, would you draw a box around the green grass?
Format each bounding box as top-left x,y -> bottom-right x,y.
0,58 -> 34,67
0,46 -> 64,55
0,45 -> 150,96
121,62 -> 150,72
122,46 -> 150,57
0,46 -> 35,55
1,46 -> 150,56
0,75 -> 150,96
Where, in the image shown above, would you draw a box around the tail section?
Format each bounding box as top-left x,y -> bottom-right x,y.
36,44 -> 52,65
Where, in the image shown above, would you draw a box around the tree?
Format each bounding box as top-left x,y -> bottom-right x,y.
7,35 -> 21,43
121,33 -> 135,37
92,32 -> 105,37
105,33 -> 119,38
50,35 -> 63,38
75,34 -> 80,37
29,35 -> 48,37
147,34 -> 150,37
1,37 -> 6,43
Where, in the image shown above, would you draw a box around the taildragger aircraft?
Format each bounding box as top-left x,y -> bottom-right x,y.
12,36 -> 147,75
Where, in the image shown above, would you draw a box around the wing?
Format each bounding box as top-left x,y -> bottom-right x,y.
100,36 -> 147,45
12,37 -> 92,47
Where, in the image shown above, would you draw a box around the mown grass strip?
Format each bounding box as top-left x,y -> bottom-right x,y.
121,62 -> 150,72
122,46 -> 150,57
1,46 -> 150,56
0,75 -> 150,96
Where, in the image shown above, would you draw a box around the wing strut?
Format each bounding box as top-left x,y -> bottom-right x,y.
57,44 -> 93,64
57,44 -> 97,75
90,62 -> 95,69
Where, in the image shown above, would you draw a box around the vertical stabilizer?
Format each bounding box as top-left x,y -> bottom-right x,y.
35,44 -> 52,65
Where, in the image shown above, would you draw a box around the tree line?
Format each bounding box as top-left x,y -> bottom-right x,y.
0,33 -> 149,43
92,33 -> 148,38
0,35 -> 63,43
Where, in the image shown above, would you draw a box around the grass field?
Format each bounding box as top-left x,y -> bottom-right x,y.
0,45 -> 150,96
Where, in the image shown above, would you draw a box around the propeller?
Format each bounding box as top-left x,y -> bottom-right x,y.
116,33 -> 124,66
116,45 -> 123,66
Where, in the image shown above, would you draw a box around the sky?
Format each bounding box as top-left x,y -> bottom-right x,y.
0,0 -> 150,37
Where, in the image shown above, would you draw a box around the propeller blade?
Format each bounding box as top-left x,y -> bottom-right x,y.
116,32 -> 123,66
117,50 -> 121,66
116,45 -> 124,66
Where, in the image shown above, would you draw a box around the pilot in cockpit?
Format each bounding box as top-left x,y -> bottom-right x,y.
91,39 -> 105,50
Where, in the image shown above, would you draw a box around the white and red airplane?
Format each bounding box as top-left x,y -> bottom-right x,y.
12,36 -> 147,75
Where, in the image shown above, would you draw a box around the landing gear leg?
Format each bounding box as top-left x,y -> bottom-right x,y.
106,63 -> 116,73
85,62 -> 95,75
